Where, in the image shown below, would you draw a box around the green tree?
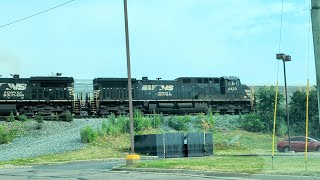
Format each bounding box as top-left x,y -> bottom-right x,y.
289,88 -> 319,137
255,86 -> 284,132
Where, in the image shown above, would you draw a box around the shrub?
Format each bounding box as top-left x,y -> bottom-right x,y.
134,109 -> 146,133
106,124 -> 121,136
167,116 -> 190,131
0,125 -> 15,144
18,114 -> 29,122
6,111 -> 15,122
240,113 -> 265,132
80,126 -> 98,143
276,119 -> 287,136
35,113 -> 44,129
64,110 -> 73,122
207,109 -> 215,132
118,115 -> 129,134
151,112 -> 164,129
97,120 -> 109,136
108,113 -> 117,125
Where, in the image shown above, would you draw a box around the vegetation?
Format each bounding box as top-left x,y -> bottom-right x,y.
63,110 -> 73,122
166,115 -> 190,131
289,89 -> 319,137
18,114 -> 29,122
240,113 -> 265,132
0,134 -> 130,166
0,125 -> 16,144
135,156 -> 320,176
80,126 -> 98,143
35,113 -> 44,129
6,111 -> 15,122
0,121 -> 27,144
254,86 -> 285,133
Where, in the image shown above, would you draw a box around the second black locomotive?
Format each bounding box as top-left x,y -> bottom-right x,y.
93,76 -> 253,115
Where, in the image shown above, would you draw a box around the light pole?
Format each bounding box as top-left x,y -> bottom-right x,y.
123,0 -> 134,154
276,53 -> 291,150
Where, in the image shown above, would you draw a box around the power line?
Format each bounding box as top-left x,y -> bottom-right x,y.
0,0 -> 77,29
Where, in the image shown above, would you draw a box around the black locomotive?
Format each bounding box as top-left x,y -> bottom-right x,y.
93,76 -> 253,115
0,75 -> 74,116
0,75 -> 253,117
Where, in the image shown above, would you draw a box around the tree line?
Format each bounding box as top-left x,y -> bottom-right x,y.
243,86 -> 319,138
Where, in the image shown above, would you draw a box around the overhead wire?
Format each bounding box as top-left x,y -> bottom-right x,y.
0,0 -> 77,29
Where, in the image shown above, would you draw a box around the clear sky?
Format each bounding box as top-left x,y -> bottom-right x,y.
0,0 -> 315,85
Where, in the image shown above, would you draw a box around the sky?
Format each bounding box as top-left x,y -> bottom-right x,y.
0,0 -> 316,85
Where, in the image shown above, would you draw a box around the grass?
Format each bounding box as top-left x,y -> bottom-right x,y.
135,156 -> 320,176
0,134 -> 130,167
214,129 -> 283,155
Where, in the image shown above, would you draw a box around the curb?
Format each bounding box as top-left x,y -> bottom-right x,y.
112,167 -> 320,180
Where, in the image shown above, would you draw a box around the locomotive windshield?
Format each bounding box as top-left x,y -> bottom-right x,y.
227,80 -> 240,86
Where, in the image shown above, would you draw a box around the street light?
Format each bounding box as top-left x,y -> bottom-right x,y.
276,53 -> 291,151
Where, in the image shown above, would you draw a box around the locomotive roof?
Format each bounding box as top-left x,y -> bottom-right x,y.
0,78 -> 29,83
30,77 -> 74,81
94,78 -> 137,82
176,76 -> 239,80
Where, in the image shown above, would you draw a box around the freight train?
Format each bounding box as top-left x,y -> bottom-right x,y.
0,74 -> 253,117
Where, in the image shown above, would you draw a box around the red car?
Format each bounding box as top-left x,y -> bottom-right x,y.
277,136 -> 320,152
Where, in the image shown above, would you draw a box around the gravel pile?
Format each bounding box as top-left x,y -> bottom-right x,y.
0,119 -> 103,162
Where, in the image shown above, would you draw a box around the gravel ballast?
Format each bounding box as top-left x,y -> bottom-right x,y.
0,119 -> 103,162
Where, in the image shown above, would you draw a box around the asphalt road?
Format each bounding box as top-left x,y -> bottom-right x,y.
0,160 -> 319,180
0,160 -> 240,180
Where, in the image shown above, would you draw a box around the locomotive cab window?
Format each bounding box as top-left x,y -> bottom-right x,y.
227,80 -> 239,86
182,79 -> 191,83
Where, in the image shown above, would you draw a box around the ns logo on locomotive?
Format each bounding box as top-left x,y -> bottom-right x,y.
0,74 -> 254,117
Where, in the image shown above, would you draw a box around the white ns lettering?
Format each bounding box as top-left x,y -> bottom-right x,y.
5,83 -> 27,91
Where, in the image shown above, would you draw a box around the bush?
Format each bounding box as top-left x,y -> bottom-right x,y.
276,118 -> 287,136
207,109 -> 215,132
107,124 -> 121,136
35,113 -> 44,130
64,110 -> 73,122
134,109 -> 146,133
167,116 -> 190,131
18,114 -> 29,122
6,112 -> 15,122
118,115 -> 129,134
151,111 -> 164,129
108,113 -> 117,125
0,125 -> 16,144
80,126 -> 98,143
240,113 -> 265,132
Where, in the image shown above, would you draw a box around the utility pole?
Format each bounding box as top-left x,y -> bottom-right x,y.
123,0 -> 134,154
311,0 -> 320,137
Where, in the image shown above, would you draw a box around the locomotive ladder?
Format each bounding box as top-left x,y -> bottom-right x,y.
74,100 -> 81,115
90,99 -> 97,114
